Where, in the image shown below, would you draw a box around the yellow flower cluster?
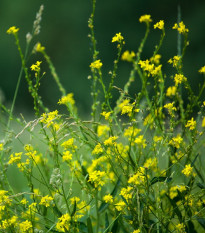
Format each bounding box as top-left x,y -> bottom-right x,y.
97,124 -> 110,137
90,59 -> 103,69
88,170 -> 106,189
138,59 -> 162,77
164,102 -> 177,117
56,213 -> 71,232
134,135 -> 147,148
128,167 -> 146,185
40,110 -> 59,128
168,55 -> 181,68
154,20 -> 164,30
103,194 -> 113,203
112,32 -> 124,43
121,50 -> 135,62
120,186 -> 133,201
7,26 -> 19,35
173,21 -> 189,34
35,42 -> 45,52
101,111 -> 112,120
92,143 -> 103,155
182,164 -> 193,177
174,74 -> 187,86
185,117 -> 196,130
199,66 -> 205,74
139,14 -> 152,23
169,185 -> 186,199
58,93 -> 75,105
39,195 -> 54,207
104,136 -> 118,146
169,135 -> 183,149
30,61 -> 42,72
166,86 -> 177,97
0,143 -> 3,151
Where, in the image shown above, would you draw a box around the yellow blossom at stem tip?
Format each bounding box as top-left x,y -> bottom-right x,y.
139,15 -> 152,23
199,66 -> 205,74
154,20 -> 164,30
112,32 -> 124,43
90,59 -> 103,69
7,26 -> 19,35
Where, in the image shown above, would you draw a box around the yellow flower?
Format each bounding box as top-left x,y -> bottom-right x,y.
103,194 -> 113,203
40,110 -> 59,128
30,61 -> 42,72
101,111 -> 112,120
7,26 -> 19,35
8,152 -> 22,164
19,220 -> 32,232
62,151 -> 73,161
97,124 -> 110,137
174,74 -> 187,86
199,66 -> 205,74
128,167 -> 145,185
169,135 -> 183,149
168,55 -> 181,68
121,50 -> 135,62
154,20 -> 164,30
133,230 -> 140,233
182,164 -> 193,177
185,117 -> 196,130
61,138 -> 77,152
88,170 -> 106,189
115,200 -> 126,211
58,93 -> 75,105
202,117 -> 205,127
39,195 -> 54,207
164,102 -> 177,116
134,135 -> 147,148
175,223 -> 186,232
56,213 -> 71,232
139,15 -> 152,23
120,186 -> 133,201
90,59 -> 103,69
150,54 -> 161,64
166,86 -> 177,97
104,136 -> 118,146
0,143 -> 3,151
92,143 -> 103,155
112,32 -> 124,43
173,21 -> 189,34
70,196 -> 80,204
35,42 -> 45,52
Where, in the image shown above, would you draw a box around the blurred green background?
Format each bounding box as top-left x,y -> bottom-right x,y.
1,0 -> 205,116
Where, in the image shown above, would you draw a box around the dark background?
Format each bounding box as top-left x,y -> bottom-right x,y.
0,0 -> 205,116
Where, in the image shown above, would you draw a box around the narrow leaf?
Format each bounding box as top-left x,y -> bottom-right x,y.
150,176 -> 172,185
166,194 -> 182,222
197,182 -> 205,189
111,218 -> 119,233
197,218 -> 205,229
87,217 -> 94,233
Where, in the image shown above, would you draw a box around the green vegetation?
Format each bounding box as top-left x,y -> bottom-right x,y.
1,1 -> 205,232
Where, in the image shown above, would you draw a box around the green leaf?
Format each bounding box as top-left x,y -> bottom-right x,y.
87,217 -> 94,233
197,218 -> 205,229
71,200 -> 77,217
104,212 -> 110,233
191,153 -> 199,167
99,176 -> 121,213
197,182 -> 205,189
166,194 -> 182,222
111,218 -> 119,233
78,221 -> 88,233
150,176 -> 172,185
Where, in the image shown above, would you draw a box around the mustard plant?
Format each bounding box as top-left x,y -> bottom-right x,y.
1,1 -> 205,233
